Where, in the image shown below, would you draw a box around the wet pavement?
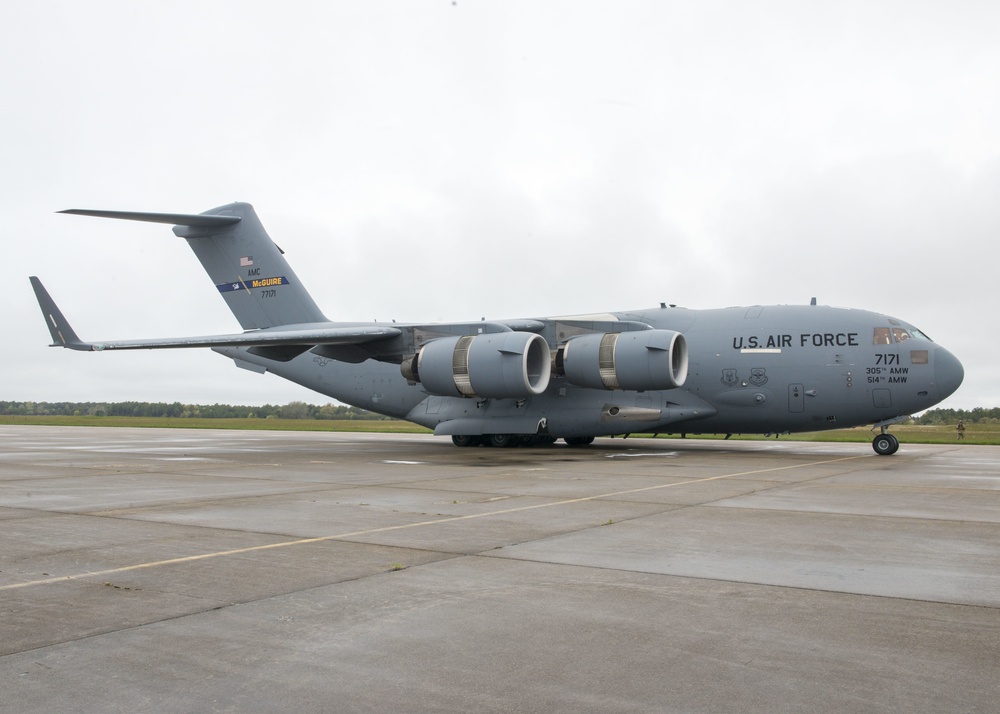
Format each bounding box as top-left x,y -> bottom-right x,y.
1,426 -> 997,712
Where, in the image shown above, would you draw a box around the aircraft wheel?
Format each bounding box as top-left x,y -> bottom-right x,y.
519,436 -> 556,447
872,433 -> 899,455
452,435 -> 479,447
488,433 -> 517,448
564,436 -> 595,447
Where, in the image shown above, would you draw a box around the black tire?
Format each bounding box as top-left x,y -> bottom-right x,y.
518,436 -> 557,447
872,433 -> 899,455
564,436 -> 596,447
452,435 -> 479,447
488,433 -> 517,448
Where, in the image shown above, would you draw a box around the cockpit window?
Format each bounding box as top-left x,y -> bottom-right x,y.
874,326 -> 932,344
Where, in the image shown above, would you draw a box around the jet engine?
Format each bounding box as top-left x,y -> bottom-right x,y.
558,329 -> 688,390
402,332 -> 552,399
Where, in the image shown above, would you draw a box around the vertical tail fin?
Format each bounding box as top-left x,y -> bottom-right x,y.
60,203 -> 328,329
174,203 -> 327,329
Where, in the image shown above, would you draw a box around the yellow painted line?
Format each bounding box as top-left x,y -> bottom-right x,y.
0,455 -> 864,592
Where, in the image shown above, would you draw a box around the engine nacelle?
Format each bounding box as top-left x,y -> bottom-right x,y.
403,332 -> 552,399
559,329 -> 688,391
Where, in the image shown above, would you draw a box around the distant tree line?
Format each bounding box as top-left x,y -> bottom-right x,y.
916,407 -> 1000,425
3,402 -> 994,425
0,401 -> 394,420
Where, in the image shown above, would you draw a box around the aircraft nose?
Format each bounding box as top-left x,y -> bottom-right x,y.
935,347 -> 964,399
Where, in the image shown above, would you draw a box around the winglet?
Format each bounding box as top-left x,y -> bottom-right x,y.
29,277 -> 91,350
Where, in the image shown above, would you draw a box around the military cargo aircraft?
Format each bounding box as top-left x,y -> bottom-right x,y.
30,202 -> 964,455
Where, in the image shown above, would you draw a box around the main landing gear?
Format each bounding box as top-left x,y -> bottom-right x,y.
872,430 -> 900,456
450,434 -> 587,448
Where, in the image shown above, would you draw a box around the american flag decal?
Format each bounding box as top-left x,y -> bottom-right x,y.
240,256 -> 254,266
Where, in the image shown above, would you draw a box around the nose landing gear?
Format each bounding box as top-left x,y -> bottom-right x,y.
872,430 -> 900,455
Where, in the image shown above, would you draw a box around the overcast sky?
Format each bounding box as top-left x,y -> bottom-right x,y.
5,1 -> 998,410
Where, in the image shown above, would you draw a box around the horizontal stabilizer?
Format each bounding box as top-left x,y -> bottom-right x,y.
58,209 -> 240,228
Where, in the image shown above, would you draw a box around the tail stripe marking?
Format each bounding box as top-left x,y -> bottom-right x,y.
216,276 -> 289,293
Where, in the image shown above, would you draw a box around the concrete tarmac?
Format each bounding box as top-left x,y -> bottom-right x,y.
1,426 -> 997,713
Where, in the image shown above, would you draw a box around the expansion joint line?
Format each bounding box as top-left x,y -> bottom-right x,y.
0,455 -> 865,592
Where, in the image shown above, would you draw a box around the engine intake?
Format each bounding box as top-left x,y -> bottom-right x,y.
403,332 -> 552,399
559,329 -> 687,390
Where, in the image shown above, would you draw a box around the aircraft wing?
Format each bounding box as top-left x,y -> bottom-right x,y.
54,326 -> 402,352
30,276 -> 400,352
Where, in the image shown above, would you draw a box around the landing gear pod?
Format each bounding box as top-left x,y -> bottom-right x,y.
403,332 -> 552,399
559,330 -> 688,391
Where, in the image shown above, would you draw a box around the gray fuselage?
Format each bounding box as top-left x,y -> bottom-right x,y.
223,303 -> 964,439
